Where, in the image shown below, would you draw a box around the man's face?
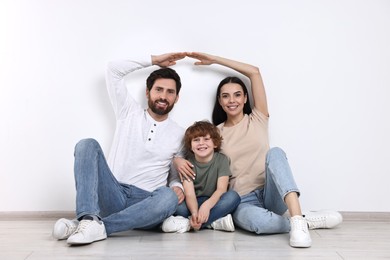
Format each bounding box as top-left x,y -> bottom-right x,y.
146,78 -> 179,118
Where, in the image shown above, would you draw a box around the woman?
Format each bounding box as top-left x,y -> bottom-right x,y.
176,52 -> 342,248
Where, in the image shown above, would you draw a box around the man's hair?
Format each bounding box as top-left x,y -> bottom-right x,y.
146,68 -> 182,94
184,120 -> 223,153
212,76 -> 252,125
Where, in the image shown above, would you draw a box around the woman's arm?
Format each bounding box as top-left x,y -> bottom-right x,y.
187,52 -> 269,117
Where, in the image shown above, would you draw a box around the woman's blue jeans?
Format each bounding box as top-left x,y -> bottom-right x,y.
174,190 -> 241,229
232,147 -> 300,234
73,138 -> 178,235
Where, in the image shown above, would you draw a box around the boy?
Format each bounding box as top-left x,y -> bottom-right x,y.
162,121 -> 240,233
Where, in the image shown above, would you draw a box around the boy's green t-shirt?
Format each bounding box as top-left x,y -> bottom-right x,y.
187,152 -> 231,197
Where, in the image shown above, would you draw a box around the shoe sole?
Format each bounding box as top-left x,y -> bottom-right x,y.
67,234 -> 107,245
290,240 -> 312,248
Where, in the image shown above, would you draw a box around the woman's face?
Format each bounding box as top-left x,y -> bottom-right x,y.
218,83 -> 247,119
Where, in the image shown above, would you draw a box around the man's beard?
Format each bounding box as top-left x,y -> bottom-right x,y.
148,99 -> 175,116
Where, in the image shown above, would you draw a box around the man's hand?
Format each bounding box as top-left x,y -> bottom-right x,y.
171,186 -> 185,204
152,52 -> 187,67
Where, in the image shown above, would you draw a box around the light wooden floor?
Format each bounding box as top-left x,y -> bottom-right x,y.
1,213 -> 389,260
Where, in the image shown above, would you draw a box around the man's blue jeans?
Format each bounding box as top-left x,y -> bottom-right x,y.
174,190 -> 241,229
232,147 -> 300,234
73,138 -> 178,235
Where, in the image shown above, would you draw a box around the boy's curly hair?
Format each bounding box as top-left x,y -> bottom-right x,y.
184,120 -> 222,153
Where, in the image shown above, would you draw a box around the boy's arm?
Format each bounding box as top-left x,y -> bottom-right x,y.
199,176 -> 229,212
183,180 -> 199,217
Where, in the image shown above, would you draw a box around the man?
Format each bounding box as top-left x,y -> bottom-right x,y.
52,52 -> 187,245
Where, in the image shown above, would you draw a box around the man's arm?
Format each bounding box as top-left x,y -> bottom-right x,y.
106,57 -> 152,119
106,52 -> 187,119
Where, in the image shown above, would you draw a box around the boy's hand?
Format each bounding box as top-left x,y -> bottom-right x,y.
190,214 -> 202,231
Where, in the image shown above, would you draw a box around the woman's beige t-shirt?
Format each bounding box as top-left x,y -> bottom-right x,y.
217,108 -> 269,196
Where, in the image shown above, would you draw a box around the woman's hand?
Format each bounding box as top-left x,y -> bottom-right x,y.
186,52 -> 217,66
173,157 -> 195,182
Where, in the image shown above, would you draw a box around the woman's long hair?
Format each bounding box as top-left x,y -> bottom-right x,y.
212,76 -> 252,125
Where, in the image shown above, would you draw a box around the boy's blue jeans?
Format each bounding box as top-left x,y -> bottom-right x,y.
73,138 -> 178,235
233,147 -> 300,234
175,190 -> 241,228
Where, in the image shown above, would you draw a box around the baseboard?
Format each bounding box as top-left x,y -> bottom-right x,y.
0,211 -> 75,220
339,211 -> 390,222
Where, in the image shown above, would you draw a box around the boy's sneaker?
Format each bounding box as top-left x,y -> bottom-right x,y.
289,215 -> 312,248
211,214 -> 235,232
162,216 -> 191,233
67,219 -> 107,245
304,210 -> 343,229
52,218 -> 79,240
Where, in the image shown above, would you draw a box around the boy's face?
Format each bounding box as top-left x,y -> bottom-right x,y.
146,78 -> 179,120
191,134 -> 217,163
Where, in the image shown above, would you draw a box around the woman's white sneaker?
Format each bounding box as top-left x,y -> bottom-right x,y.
289,216 -> 312,248
304,210 -> 343,229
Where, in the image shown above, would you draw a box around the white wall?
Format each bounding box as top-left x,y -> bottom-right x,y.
1,0 -> 389,212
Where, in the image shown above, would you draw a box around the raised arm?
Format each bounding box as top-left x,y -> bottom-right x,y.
106,58 -> 150,119
106,53 -> 187,119
187,52 -> 269,117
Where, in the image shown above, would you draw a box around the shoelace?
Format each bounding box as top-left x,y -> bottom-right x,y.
306,216 -> 327,229
64,222 -> 78,237
73,220 -> 92,234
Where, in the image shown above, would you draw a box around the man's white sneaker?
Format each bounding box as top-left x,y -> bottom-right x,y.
67,219 -> 107,245
162,216 -> 191,233
52,218 -> 79,240
211,214 -> 235,232
289,216 -> 312,248
304,210 -> 343,229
